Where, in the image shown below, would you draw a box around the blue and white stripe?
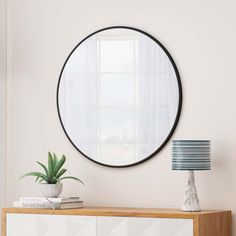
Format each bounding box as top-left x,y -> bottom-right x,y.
172,140 -> 211,170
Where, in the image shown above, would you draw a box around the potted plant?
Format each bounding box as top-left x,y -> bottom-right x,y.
20,152 -> 84,198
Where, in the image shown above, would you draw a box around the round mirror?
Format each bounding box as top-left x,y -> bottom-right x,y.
57,26 -> 182,167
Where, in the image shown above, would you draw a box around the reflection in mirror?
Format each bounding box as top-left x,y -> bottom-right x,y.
58,27 -> 182,167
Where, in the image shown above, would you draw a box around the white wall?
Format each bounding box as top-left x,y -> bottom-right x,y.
0,0 -> 7,234
4,0 -> 236,234
0,0 -> 6,201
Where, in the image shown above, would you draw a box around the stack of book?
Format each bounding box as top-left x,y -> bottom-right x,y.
13,197 -> 83,209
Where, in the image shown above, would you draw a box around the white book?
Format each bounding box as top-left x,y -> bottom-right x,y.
59,201 -> 83,209
14,200 -> 83,209
14,201 -> 55,209
20,197 -> 80,203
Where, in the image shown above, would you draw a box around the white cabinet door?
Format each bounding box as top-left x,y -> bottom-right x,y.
7,213 -> 37,236
7,213 -> 192,236
97,216 -> 193,236
65,215 -> 96,236
97,215 -> 127,236
154,218 -> 193,236
7,214 -> 96,236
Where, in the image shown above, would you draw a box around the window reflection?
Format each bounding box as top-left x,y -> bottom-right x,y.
59,28 -> 179,166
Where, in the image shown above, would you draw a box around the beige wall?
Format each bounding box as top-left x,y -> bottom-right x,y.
3,0 -> 236,234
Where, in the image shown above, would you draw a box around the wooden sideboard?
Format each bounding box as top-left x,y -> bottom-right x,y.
2,207 -> 231,236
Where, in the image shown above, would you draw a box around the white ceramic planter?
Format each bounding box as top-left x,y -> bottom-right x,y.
40,183 -> 63,198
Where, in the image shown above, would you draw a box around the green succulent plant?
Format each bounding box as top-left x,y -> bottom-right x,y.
20,152 -> 84,185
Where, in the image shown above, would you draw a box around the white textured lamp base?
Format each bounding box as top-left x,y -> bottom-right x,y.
181,170 -> 201,212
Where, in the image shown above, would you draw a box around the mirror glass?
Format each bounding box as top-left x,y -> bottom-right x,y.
57,27 -> 182,167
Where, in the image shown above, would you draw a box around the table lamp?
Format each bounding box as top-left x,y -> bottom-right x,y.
172,140 -> 211,211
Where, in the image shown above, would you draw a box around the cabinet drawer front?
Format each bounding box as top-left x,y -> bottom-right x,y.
97,216 -> 193,236
6,214 -> 96,236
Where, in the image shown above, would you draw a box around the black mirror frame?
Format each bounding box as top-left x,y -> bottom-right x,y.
56,26 -> 183,168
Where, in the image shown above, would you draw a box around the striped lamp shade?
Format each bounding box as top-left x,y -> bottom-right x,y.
172,140 -> 211,170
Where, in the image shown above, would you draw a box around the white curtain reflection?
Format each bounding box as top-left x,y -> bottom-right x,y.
135,35 -> 178,161
60,38 -> 98,158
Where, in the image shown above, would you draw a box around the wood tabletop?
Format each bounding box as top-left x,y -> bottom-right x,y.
2,206 -> 231,219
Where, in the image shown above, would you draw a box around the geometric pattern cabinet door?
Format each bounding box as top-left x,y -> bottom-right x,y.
97,216 -> 193,236
36,215 -> 66,236
155,218 -> 193,236
65,215 -> 96,236
7,214 -> 37,236
6,214 -> 96,236
97,216 -> 127,236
